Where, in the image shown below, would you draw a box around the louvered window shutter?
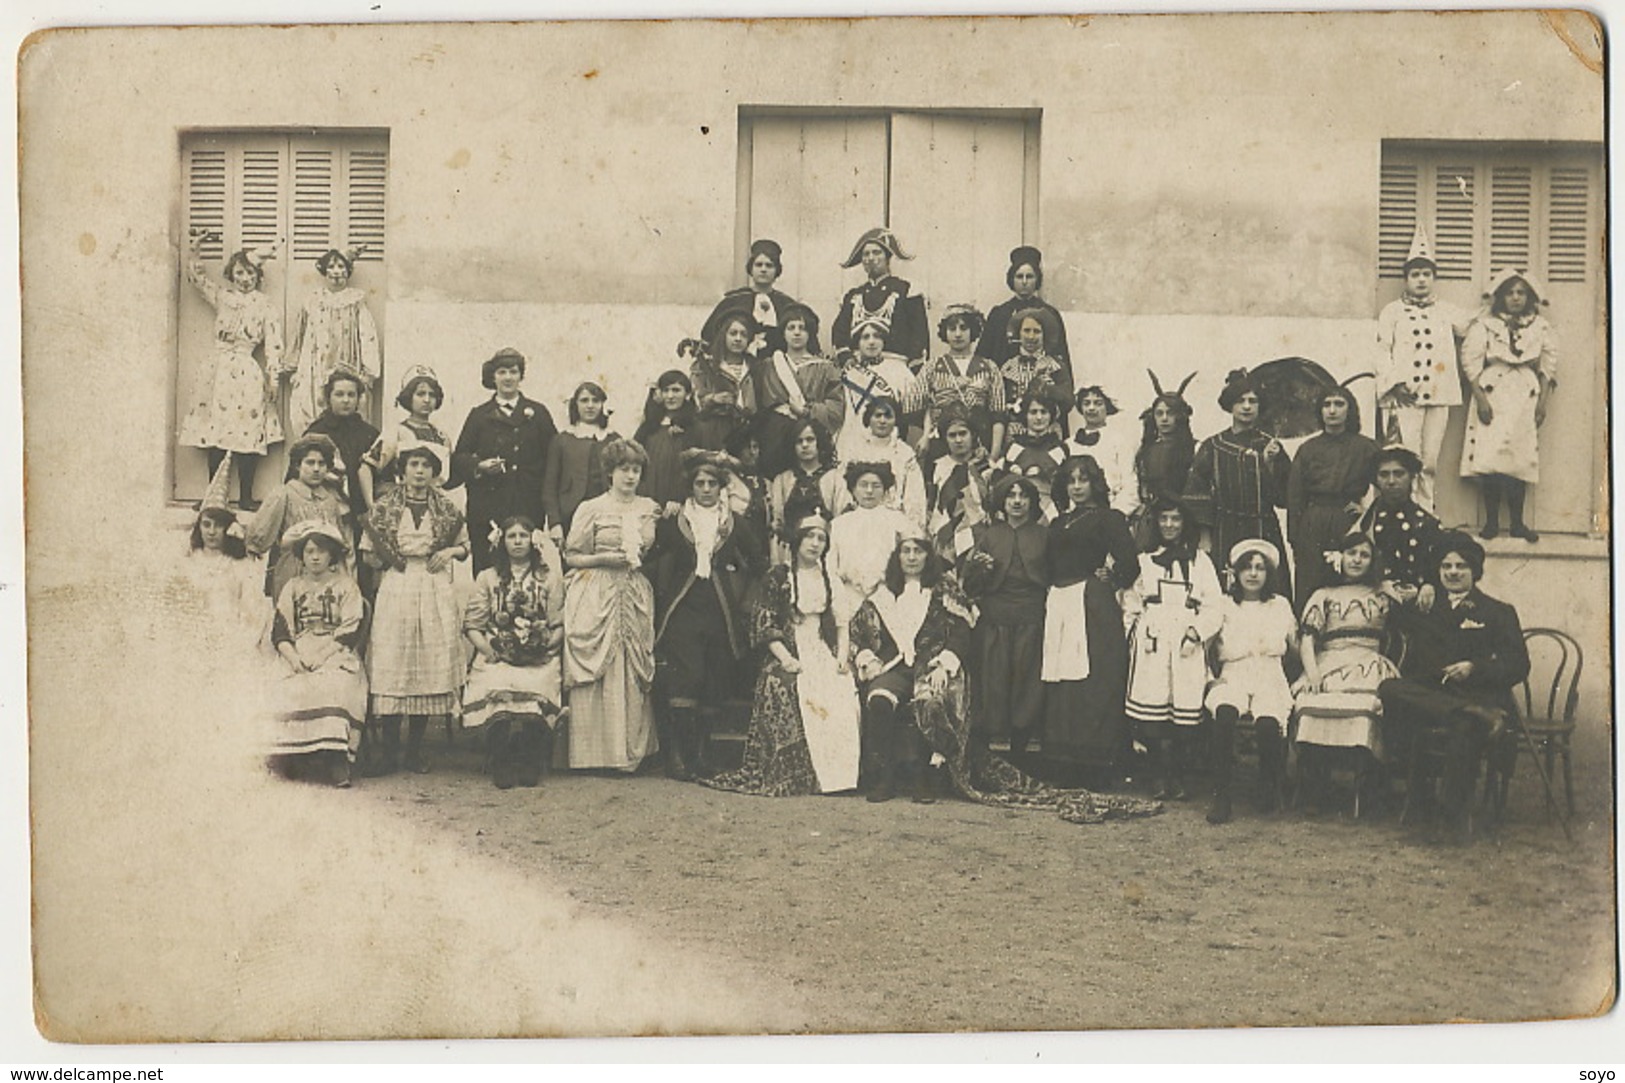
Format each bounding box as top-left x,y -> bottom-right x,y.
289,135 -> 388,261
1545,166 -> 1589,284
1488,165 -> 1533,274
1377,161 -> 1419,279
1430,164 -> 1476,281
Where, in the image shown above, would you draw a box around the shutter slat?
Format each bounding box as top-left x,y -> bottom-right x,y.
186,148 -> 228,260
292,148 -> 336,261
238,148 -> 282,248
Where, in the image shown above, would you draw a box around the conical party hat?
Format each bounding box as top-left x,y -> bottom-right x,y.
202,452 -> 233,511
1406,224 -> 1436,266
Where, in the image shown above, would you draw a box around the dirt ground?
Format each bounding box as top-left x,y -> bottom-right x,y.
25,572 -> 1618,1043
370,722 -> 1617,1036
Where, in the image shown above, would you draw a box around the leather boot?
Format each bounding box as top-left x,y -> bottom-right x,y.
516,718 -> 546,788
664,706 -> 694,781
1254,716 -> 1284,813
488,715 -> 516,789
404,716 -> 431,774
1206,707 -> 1236,824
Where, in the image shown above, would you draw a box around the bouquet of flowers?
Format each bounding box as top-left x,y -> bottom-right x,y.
488,584 -> 553,666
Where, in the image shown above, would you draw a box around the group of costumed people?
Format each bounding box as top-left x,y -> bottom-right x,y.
180,226 -> 1542,839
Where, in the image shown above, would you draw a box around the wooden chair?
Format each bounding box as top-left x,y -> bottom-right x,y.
1483,628 -> 1580,837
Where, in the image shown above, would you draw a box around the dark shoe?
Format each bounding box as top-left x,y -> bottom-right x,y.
1509,523 -> 1539,543
492,758 -> 517,790
1206,791 -> 1233,824
405,717 -> 430,774
515,724 -> 545,788
909,766 -> 937,805
237,497 -> 262,513
1479,522 -> 1500,540
329,752 -> 352,789
866,773 -> 897,803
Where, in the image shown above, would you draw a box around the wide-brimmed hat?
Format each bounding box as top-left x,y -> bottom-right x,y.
1227,538 -> 1280,570
284,518 -> 350,557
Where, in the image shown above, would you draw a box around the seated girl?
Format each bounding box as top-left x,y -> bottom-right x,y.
849,529 -> 976,804
1203,539 -> 1297,823
704,502 -> 861,796
463,517 -> 565,790
827,461 -> 915,662
268,521 -> 368,788
246,432 -> 351,603
1295,530 -> 1403,816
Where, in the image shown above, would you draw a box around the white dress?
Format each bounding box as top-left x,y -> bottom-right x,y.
789,568 -> 861,793
1203,596 -> 1297,722
1123,549 -> 1224,728
1461,313 -> 1558,483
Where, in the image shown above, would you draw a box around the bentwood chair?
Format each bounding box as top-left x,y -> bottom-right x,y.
1483,627 -> 1580,838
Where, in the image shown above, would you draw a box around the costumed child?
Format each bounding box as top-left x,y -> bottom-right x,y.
1067,384 -> 1137,520
462,517 -> 565,790
367,364 -> 456,498
838,393 -> 927,528
1122,499 -> 1223,800
1130,372 -> 1197,550
634,363 -> 701,517
363,441 -> 471,775
835,313 -> 922,460
1375,226 -> 1470,514
188,452 -> 272,647
178,231 -> 284,512
989,386 -> 1069,521
245,432 -> 351,603
544,381 -> 620,542
917,303 -> 1006,458
1294,530 -> 1403,817
995,306 -> 1070,439
1461,269 -> 1558,543
766,417 -> 849,565
303,370 -> 380,593
268,520 -> 368,788
286,244 -> 382,438
1202,539 -> 1298,824
828,461 -> 915,666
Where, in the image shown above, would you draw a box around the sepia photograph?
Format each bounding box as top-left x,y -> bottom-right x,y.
10,5 -> 1616,1058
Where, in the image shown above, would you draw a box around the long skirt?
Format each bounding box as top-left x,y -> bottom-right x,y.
792,616 -> 861,792
462,654 -> 563,730
1042,579 -> 1130,764
973,618 -> 1045,743
568,654 -> 657,770
1462,360 -> 1542,482
1295,640 -> 1399,755
368,559 -> 464,715
270,648 -> 366,762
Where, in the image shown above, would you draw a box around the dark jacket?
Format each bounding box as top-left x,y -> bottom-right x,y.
649,506 -> 767,658
451,395 -> 558,530
1390,586 -> 1530,711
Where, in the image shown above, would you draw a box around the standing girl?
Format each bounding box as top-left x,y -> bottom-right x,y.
364,442 -> 470,775
367,364 -> 456,498
1130,375 -> 1197,550
563,438 -> 662,772
1295,530 -> 1402,815
995,308 -> 1070,440
990,388 -> 1070,522
650,451 -> 766,779
1286,385 -> 1379,611
918,304 -> 1007,457
1185,368 -> 1291,595
245,433 -> 351,604
1462,270 -> 1559,543
463,517 -> 565,789
179,234 -> 284,511
961,474 -> 1050,757
838,395 -> 928,527
1123,499 -> 1223,800
766,418 -> 848,564
691,314 -> 759,452
634,364 -> 700,517
1202,540 -> 1298,823
1041,456 -> 1140,782
286,245 -> 382,438
544,381 -> 621,542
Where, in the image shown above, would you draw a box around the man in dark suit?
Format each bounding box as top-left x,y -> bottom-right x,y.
1379,531 -> 1529,839
451,347 -> 558,573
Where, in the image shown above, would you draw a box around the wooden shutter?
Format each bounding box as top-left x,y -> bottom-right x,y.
1487,165 -> 1533,274
1545,165 -> 1590,284
346,145 -> 389,261
1376,161 -> 1419,279
289,134 -> 390,262
1430,163 -> 1476,281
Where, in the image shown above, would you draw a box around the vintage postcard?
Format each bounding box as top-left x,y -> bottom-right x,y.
15,10 -> 1613,1053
